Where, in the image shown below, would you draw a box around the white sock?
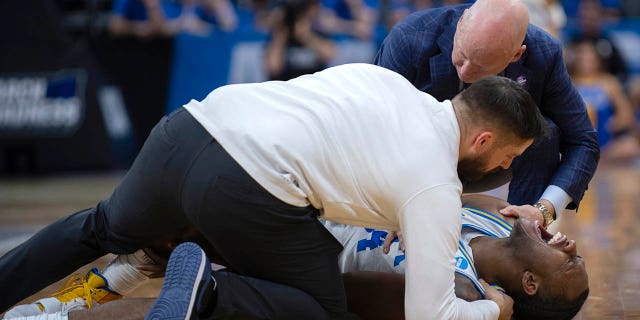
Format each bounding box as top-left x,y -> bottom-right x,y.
101,250 -> 156,295
8,311 -> 68,320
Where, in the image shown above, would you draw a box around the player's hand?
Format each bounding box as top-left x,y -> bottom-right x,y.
382,231 -> 405,254
480,279 -> 513,320
499,204 -> 545,228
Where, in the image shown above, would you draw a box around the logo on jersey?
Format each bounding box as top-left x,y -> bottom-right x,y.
455,256 -> 469,269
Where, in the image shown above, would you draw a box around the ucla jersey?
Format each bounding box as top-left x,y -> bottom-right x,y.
322,220 -> 405,274
322,207 -> 512,296
456,207 -> 512,297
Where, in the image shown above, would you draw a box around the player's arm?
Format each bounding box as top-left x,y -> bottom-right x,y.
455,274 -> 483,302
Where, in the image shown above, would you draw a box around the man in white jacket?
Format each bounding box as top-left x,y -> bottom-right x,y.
0,64 -> 547,320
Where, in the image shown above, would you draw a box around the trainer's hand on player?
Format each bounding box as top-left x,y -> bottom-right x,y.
480,279 -> 513,320
499,204 -> 545,228
382,231 -> 405,254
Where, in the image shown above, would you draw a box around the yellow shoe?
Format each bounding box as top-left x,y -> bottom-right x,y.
3,268 -> 122,319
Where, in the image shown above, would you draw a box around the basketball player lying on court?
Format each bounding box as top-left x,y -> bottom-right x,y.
5,194 -> 589,320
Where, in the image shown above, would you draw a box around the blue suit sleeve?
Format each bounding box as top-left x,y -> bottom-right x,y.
538,41 -> 599,207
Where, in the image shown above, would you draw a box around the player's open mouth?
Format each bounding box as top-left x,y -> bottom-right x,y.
534,220 -> 567,245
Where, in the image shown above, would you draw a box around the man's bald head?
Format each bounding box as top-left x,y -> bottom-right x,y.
452,0 -> 529,83
466,0 -> 529,53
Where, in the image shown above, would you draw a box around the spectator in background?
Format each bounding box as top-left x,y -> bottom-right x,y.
235,0 -> 277,33
109,0 -> 193,37
567,40 -> 640,161
562,0 -> 622,19
197,0 -> 239,32
522,0 -> 566,38
226,0 -> 275,85
317,0 -> 378,65
109,0 -> 236,37
318,0 -> 377,41
264,0 -> 336,80
567,0 -> 628,83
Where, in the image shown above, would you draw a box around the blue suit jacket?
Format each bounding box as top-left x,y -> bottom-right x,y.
374,5 -> 599,207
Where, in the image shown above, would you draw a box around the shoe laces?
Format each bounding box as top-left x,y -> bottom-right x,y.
52,273 -> 95,308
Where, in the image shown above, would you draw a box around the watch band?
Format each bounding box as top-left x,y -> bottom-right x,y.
534,201 -> 554,228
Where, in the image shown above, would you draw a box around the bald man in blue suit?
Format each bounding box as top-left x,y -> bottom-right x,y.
375,0 -> 599,227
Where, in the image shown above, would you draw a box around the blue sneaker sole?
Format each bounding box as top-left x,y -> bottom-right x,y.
145,242 -> 211,320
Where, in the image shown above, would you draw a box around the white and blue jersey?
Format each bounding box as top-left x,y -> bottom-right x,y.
323,206 -> 512,296
456,207 -> 512,297
322,220 -> 406,273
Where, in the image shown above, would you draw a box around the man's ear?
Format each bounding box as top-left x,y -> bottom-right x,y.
472,131 -> 493,153
511,45 -> 526,62
521,270 -> 540,295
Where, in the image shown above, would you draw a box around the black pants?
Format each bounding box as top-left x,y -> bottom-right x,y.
0,109 -> 355,319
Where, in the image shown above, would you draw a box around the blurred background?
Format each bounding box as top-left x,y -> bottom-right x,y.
1,0 -> 640,174
2,0 -> 640,318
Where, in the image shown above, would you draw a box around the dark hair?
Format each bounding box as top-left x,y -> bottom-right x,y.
458,76 -> 549,142
511,287 -> 590,320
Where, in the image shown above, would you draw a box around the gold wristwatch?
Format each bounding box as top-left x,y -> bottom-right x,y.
533,201 -> 554,228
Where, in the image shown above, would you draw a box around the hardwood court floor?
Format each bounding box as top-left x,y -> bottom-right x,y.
1,163 -> 640,319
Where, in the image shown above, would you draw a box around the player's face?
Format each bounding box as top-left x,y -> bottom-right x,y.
509,218 -> 589,301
